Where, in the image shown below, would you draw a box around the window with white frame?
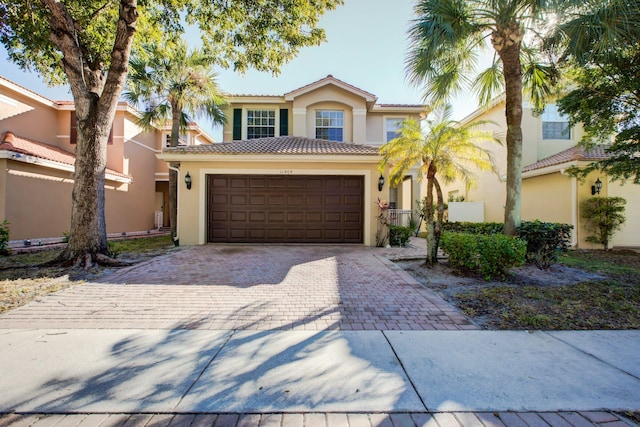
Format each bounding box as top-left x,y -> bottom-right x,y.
386,118 -> 404,142
165,133 -> 188,147
247,110 -> 276,139
315,110 -> 344,142
542,104 -> 571,140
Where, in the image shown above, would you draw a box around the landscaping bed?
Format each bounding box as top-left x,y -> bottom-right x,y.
398,249 -> 640,330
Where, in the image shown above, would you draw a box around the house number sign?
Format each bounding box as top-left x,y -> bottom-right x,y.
280,169 -> 294,175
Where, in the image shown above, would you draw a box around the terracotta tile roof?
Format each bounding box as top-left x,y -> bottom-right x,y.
523,144 -> 610,172
165,136 -> 380,155
0,131 -> 130,179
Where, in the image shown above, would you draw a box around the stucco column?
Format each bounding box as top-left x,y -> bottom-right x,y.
292,108 -> 307,137
352,109 -> 367,144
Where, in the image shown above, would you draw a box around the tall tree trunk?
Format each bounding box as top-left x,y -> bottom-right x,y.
169,107 -> 182,246
43,0 -> 138,266
424,162 -> 437,265
65,102 -> 109,264
495,23 -> 524,236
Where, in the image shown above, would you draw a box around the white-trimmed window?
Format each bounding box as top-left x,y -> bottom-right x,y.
315,110 -> 344,142
542,105 -> 571,140
247,109 -> 276,139
385,118 -> 404,142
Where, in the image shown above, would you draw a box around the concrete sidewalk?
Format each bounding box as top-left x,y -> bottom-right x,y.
0,329 -> 638,417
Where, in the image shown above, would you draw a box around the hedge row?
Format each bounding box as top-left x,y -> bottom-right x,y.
440,232 -> 527,280
442,221 -> 573,268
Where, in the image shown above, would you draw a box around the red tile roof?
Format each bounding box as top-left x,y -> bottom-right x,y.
523,145 -> 610,172
0,131 -> 130,179
165,136 -> 380,155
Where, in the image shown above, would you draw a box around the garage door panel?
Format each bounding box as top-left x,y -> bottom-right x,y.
230,195 -> 247,205
344,212 -> 361,222
230,212 -> 247,222
231,177 -> 248,188
208,175 -> 363,243
250,212 -> 266,222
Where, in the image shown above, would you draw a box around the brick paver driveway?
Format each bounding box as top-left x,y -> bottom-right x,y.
0,244 -> 477,331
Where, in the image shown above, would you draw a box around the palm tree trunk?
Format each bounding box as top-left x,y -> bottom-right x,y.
497,31 -> 523,237
433,178 -> 445,256
425,162 -> 437,265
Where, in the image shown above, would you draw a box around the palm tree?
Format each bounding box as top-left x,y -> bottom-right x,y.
406,0 -> 560,236
124,40 -> 227,246
379,106 -> 499,264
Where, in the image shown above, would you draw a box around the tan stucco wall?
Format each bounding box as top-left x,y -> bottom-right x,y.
0,93 -> 59,146
5,162 -> 74,239
609,178 -> 640,247
171,159 -> 386,247
522,173 -> 573,224
441,100 -> 586,225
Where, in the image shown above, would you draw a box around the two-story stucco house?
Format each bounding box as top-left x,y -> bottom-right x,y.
441,97 -> 639,248
158,75 -> 426,246
0,74 -> 215,241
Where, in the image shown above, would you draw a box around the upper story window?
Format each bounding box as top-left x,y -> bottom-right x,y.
542,104 -> 571,140
386,118 -> 404,142
247,110 -> 276,139
315,110 -> 344,142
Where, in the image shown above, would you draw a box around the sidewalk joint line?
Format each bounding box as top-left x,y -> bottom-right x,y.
543,331 -> 640,381
381,330 -> 429,412
173,330 -> 237,410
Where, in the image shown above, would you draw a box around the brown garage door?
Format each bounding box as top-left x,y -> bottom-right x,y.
207,174 -> 364,243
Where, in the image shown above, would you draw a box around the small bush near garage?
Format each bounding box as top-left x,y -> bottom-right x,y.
390,225 -> 413,247
443,221 -> 572,268
0,220 -> 10,255
440,232 -> 526,280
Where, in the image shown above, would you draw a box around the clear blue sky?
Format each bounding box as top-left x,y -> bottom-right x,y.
1,0 -> 482,141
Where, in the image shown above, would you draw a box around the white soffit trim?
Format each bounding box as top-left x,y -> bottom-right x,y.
522,161 -> 579,178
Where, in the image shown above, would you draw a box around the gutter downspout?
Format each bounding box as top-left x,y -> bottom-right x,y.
561,168 -> 578,247
167,164 -> 180,244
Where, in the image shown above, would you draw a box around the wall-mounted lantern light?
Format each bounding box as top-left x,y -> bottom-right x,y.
185,172 -> 192,190
591,177 -> 602,195
378,174 -> 385,192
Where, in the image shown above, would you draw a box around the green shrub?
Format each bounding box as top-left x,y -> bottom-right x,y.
518,221 -> 573,268
440,231 -> 526,280
390,225 -> 413,247
442,222 -> 503,235
581,196 -> 626,250
443,221 -> 572,268
0,220 -> 10,255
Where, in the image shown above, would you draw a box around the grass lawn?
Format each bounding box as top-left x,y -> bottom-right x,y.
0,235 -> 173,314
452,249 -> 640,330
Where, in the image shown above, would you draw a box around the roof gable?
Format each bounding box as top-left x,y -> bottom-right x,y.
284,75 -> 377,104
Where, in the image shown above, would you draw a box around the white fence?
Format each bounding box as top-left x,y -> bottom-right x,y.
388,209 -> 413,227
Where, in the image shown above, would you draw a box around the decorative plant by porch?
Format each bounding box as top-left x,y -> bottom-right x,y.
378,106 -> 499,265
375,198 -> 390,247
581,196 -> 626,250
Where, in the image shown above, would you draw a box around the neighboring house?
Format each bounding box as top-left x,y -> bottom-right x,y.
442,97 -> 639,248
158,75 -> 426,246
0,74 -> 215,241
